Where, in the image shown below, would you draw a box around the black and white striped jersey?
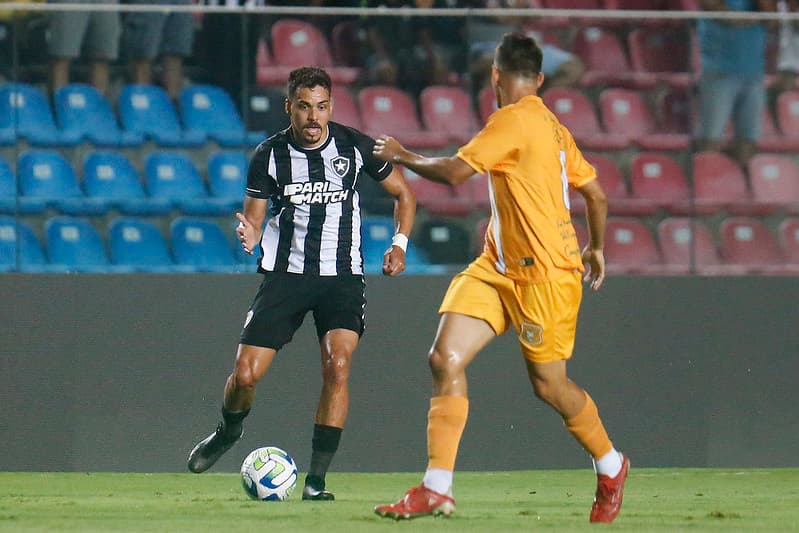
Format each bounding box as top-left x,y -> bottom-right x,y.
245,122 -> 393,276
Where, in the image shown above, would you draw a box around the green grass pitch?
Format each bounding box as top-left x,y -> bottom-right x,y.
1,469 -> 797,532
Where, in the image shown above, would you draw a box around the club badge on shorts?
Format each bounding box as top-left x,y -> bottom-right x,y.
520,321 -> 544,346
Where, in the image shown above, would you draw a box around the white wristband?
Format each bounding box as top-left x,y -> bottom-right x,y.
391,233 -> 409,252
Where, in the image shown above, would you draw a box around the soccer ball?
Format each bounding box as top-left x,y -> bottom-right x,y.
240,446 -> 298,501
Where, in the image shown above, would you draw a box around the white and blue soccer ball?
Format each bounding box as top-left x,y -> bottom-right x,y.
240,446 -> 298,501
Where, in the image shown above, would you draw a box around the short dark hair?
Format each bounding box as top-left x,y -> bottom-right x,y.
494,33 -> 543,78
287,67 -> 332,99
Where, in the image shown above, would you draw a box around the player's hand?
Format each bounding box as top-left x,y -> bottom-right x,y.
373,135 -> 405,163
235,212 -> 257,255
581,247 -> 605,291
382,246 -> 406,276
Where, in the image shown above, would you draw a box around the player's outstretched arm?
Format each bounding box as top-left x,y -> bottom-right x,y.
236,197 -> 268,255
576,179 -> 607,291
378,167 -> 416,276
373,135 -> 474,186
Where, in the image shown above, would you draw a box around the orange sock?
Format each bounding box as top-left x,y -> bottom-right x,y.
426,395 -> 469,471
564,392 -> 613,459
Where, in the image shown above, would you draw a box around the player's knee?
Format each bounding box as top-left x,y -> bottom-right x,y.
428,345 -> 458,376
531,378 -> 557,404
321,352 -> 351,385
233,364 -> 259,390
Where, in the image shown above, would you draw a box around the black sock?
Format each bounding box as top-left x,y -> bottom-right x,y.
221,406 -> 249,436
305,424 -> 342,489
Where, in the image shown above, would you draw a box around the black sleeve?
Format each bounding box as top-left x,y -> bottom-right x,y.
245,142 -> 276,199
353,128 -> 394,182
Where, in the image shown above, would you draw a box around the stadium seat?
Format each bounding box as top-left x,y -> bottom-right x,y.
746,154 -> 799,215
53,84 -> 143,147
604,217 -> 664,274
44,216 -> 115,272
360,216 -> 441,274
691,151 -> 753,215
180,84 -> 265,147
573,28 -> 656,89
144,151 -> 231,216
581,152 -> 659,216
358,86 -> 449,149
0,83 -> 81,146
627,28 -> 694,88
83,151 -> 170,216
629,152 -> 691,214
572,220 -> 589,248
0,156 -> 16,214
599,88 -> 692,151
170,217 -> 237,272
0,216 -> 48,272
474,216 -> 490,256
403,167 -> 474,217
778,217 -> 799,265
419,85 -> 479,145
539,0 -> 607,28
108,217 -> 176,272
541,88 -> 628,151
478,86 -> 497,125
17,150 -> 106,215
254,37 -> 293,87
776,90 -> 799,141
415,218 -> 472,265
755,107 -> 799,152
330,20 -> 365,68
656,217 -> 723,274
268,19 -> 360,85
118,84 -> 206,147
657,87 -> 694,136
246,85 -> 289,135
207,150 -> 247,208
331,86 -> 363,131
718,217 -> 789,274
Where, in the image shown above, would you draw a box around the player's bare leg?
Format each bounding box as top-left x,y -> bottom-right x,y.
303,328 -> 359,501
525,359 -> 629,523
375,313 -> 494,519
188,345 -> 277,473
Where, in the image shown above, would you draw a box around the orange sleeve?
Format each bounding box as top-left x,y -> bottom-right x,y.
456,107 -> 520,174
563,125 -> 597,189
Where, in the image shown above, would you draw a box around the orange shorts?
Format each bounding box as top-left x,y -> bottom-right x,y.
438,255 -> 583,363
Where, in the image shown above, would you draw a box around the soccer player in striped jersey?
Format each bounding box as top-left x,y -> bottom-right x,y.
188,67 -> 416,501
372,33 -> 628,523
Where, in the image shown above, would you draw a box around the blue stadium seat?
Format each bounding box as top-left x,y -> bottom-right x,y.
144,151 -> 231,216
207,151 -> 247,209
179,85 -> 265,147
108,217 -> 182,272
118,84 -> 206,148
83,151 -> 170,216
54,84 -> 144,147
360,216 -> 443,274
44,216 -> 121,272
0,156 -> 17,214
18,150 -> 106,215
0,216 -> 49,272
0,83 -> 81,146
170,216 -> 236,272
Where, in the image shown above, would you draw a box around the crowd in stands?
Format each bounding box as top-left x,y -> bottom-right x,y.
1,0 -> 799,274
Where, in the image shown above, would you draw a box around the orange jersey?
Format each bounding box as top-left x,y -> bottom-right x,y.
457,94 -> 596,283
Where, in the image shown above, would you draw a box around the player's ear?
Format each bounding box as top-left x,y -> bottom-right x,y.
284,98 -> 290,115
536,72 -> 545,91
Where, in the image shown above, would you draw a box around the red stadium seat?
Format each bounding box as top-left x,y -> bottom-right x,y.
542,88 -> 629,150
657,88 -> 694,135
572,220 -> 589,248
776,90 -> 799,140
691,151 -> 753,215
331,86 -> 362,130
466,173 -> 490,210
778,217 -> 799,265
330,20 -> 364,68
657,217 -> 723,274
474,216 -> 490,255
255,38 -> 293,87
746,154 -> 799,215
419,86 -> 479,145
599,88 -> 691,150
269,19 -> 360,85
478,86 -> 497,125
571,152 -> 658,216
402,167 -> 473,216
627,28 -> 694,88
574,28 -> 656,89
629,152 -> 691,214
718,217 -> 788,274
358,86 -> 449,149
604,217 -> 664,274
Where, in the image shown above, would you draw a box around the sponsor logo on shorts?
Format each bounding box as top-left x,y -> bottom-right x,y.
520,321 -> 543,346
283,181 -> 350,205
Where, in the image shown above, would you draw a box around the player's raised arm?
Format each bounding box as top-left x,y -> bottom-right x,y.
378,166 -> 416,276
575,178 -> 607,290
373,135 -> 475,186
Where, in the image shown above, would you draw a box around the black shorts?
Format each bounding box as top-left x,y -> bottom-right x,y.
240,271 -> 366,350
